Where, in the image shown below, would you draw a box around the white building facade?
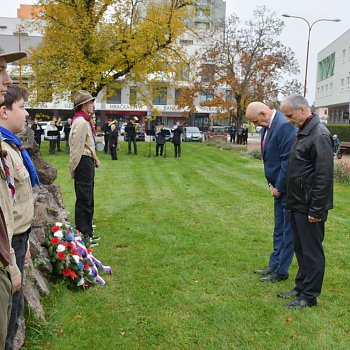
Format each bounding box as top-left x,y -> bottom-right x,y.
314,28 -> 350,124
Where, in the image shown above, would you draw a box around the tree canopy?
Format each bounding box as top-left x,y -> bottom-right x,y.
28,0 -> 197,101
187,6 -> 302,123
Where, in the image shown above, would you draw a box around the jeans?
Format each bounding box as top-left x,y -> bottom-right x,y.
128,136 -> 137,154
268,194 -> 294,275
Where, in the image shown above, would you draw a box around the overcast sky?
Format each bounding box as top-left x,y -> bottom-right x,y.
1,0 -> 349,103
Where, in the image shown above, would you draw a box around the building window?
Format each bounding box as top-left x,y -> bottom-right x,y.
325,84 -> 328,96
200,89 -> 214,103
107,88 -> 121,104
317,87 -> 320,98
195,21 -> 210,30
340,78 -> 344,92
318,52 -> 335,81
129,87 -> 137,105
342,49 -> 346,63
153,87 -> 167,105
347,76 -> 350,90
330,83 -> 333,96
175,89 -> 182,105
200,64 -> 215,82
179,39 -> 193,45
225,89 -> 233,101
321,86 -> 324,97
177,65 -> 190,81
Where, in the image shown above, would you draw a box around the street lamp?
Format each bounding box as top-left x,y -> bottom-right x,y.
282,14 -> 341,97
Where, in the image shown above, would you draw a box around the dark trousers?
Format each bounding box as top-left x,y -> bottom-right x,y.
0,269 -> 12,349
174,143 -> 181,157
57,138 -> 61,151
290,211 -> 327,301
74,156 -> 95,238
268,195 -> 294,275
104,134 -> 109,153
49,140 -> 56,154
34,136 -> 41,149
156,143 -> 164,156
6,230 -> 29,350
230,134 -> 236,143
65,140 -> 70,154
110,147 -> 118,160
128,136 -> 137,154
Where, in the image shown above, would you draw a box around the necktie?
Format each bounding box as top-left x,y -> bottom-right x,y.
262,127 -> 269,152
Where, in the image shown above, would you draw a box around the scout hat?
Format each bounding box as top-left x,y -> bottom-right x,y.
0,51 -> 27,63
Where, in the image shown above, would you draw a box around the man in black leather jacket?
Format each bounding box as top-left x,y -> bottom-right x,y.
278,94 -> 333,309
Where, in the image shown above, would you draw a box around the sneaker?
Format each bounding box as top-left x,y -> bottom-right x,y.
90,241 -> 99,247
91,236 -> 101,241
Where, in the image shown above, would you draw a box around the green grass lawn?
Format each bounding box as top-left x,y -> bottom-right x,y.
25,141 -> 350,350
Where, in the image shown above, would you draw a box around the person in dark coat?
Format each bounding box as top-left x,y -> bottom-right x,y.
229,123 -> 237,143
109,123 -> 119,160
171,122 -> 183,157
279,94 -> 333,309
31,118 -> 43,149
125,117 -> 138,155
102,121 -> 111,154
64,117 -> 72,154
155,123 -> 166,156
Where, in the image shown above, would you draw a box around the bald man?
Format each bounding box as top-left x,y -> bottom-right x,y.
246,102 -> 297,284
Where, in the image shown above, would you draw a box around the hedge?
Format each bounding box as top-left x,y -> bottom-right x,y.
326,124 -> 350,142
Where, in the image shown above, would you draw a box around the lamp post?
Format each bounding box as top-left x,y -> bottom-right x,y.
282,14 -> 340,97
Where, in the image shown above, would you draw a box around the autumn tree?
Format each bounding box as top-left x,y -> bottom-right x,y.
27,0 -> 197,102
193,6 -> 302,124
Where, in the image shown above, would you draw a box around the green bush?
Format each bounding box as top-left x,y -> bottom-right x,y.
326,124 -> 350,141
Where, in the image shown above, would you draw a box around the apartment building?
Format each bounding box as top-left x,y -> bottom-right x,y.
314,28 -> 350,124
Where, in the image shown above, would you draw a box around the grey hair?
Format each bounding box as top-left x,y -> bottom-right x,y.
281,94 -> 310,111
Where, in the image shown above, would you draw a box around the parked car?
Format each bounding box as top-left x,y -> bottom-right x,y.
255,126 -> 262,133
206,126 -> 228,141
163,127 -> 173,141
120,123 -> 127,135
182,127 -> 203,142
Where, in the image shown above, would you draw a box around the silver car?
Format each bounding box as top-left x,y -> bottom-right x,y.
182,127 -> 203,142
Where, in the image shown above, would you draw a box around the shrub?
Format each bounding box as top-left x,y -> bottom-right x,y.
334,160 -> 350,184
326,124 -> 350,142
246,149 -> 262,160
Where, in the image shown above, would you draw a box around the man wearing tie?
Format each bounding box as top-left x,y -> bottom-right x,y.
246,102 -> 296,283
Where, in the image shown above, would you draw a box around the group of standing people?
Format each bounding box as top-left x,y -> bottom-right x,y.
228,123 -> 249,145
246,94 -> 334,308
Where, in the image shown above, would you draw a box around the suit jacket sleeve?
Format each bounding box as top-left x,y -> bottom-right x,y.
275,122 -> 296,193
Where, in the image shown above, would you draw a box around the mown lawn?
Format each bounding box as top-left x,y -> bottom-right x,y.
26,141 -> 350,350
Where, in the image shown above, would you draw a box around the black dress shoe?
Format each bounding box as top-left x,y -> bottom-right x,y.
277,288 -> 300,298
254,266 -> 275,275
260,272 -> 288,283
285,298 -> 317,309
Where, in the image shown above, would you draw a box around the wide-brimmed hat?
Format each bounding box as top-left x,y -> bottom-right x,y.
74,90 -> 95,109
0,51 -> 27,63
